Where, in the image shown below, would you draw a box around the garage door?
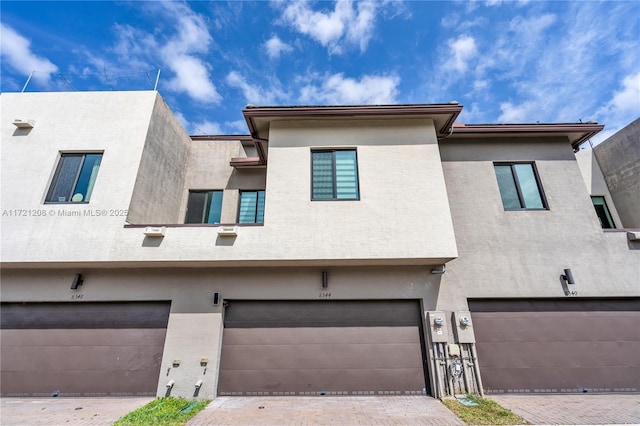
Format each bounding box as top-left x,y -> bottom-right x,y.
1,302 -> 170,397
218,300 -> 427,396
470,298 -> 640,393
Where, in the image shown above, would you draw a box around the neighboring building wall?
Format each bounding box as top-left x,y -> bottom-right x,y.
439,138 -> 639,301
1,91 -> 157,264
592,118 -> 640,228
127,94 -> 192,225
575,148 -> 623,228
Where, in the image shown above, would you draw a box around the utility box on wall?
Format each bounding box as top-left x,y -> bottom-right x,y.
427,311 -> 449,343
453,311 -> 475,343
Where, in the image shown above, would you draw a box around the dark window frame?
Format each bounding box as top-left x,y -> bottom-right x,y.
237,190 -> 265,224
184,190 -> 224,224
493,162 -> 548,211
45,152 -> 103,204
310,149 -> 360,201
591,195 -> 615,229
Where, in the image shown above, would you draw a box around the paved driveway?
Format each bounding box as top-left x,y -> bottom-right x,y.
0,397 -> 153,426
491,393 -> 640,425
2,394 -> 639,425
187,396 -> 464,426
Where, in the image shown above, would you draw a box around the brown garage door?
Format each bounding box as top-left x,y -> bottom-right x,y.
1,302 -> 170,397
218,300 -> 428,396
469,298 -> 640,393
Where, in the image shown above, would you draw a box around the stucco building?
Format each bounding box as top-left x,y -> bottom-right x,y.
1,90 -> 638,400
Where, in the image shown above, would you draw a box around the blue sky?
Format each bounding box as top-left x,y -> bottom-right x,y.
2,1 -> 639,144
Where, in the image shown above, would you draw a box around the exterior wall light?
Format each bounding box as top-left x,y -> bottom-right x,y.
562,268 -> 576,285
431,265 -> 446,274
71,274 -> 83,289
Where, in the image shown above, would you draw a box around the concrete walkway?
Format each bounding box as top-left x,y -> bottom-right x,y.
491,393 -> 640,425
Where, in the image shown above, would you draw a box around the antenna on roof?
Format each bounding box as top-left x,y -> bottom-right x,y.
154,69 -> 161,91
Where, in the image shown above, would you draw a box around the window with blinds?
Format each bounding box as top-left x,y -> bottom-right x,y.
311,150 -> 359,200
238,190 -> 265,223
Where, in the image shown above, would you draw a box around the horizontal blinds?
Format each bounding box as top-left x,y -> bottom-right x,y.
239,191 -> 265,223
239,191 -> 258,223
335,150 -> 358,199
312,151 -> 334,199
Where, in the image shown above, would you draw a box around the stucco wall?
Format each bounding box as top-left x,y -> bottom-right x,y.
1,91 -> 157,262
593,118 -> 640,228
439,138 -> 639,300
127,94 -> 191,224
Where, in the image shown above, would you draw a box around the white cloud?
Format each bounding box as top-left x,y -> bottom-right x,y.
158,2 -> 221,103
497,101 -> 536,122
299,73 -> 400,104
447,35 -> 477,73
164,54 -> 221,103
225,71 -> 284,105
91,2 -> 221,103
597,71 -> 640,118
591,71 -> 640,144
281,0 -> 381,54
265,35 -> 293,60
192,120 -> 224,135
0,23 -> 58,85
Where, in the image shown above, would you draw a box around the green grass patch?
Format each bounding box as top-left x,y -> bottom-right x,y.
442,395 -> 528,425
114,397 -> 209,426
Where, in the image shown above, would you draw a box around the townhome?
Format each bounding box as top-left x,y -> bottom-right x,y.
1,90 -> 637,399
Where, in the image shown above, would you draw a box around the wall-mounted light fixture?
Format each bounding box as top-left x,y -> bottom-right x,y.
12,119 -> 34,129
143,226 -> 166,237
562,268 -> 576,285
213,292 -> 220,305
71,274 -> 83,290
322,271 -> 328,288
431,265 -> 446,274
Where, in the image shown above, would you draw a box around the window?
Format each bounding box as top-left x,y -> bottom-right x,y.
238,190 -> 265,223
311,149 -> 359,200
494,163 -> 546,210
185,190 -> 223,224
45,153 -> 102,203
591,196 -> 615,229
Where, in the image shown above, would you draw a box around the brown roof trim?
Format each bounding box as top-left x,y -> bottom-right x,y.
243,104 -> 463,135
451,123 -> 604,148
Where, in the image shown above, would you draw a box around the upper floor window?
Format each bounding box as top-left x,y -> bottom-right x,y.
494,162 -> 547,210
591,196 -> 615,229
311,149 -> 359,200
185,190 -> 223,224
45,153 -> 102,203
238,190 -> 265,223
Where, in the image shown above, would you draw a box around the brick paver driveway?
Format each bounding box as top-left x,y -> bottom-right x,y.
187,396 -> 464,426
491,394 -> 640,425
